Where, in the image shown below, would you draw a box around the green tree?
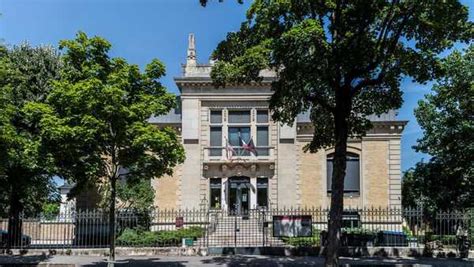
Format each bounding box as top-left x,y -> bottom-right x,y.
32,32 -> 185,265
0,44 -> 61,247
206,1 -> 472,265
41,201 -> 60,220
117,179 -> 155,212
403,45 -> 474,212
116,179 -> 155,231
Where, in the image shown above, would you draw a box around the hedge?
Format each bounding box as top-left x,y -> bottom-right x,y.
117,226 -> 205,247
281,229 -> 321,247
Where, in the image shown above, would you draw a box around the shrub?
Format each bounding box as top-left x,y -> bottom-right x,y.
402,225 -> 413,237
281,229 -> 321,247
343,228 -> 377,246
342,227 -> 376,236
117,226 -> 205,247
319,228 -> 378,247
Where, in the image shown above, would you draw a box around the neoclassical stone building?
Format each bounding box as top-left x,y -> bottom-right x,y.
150,34 -> 406,214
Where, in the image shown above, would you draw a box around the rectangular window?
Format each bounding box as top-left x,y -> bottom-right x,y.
210,127 -> 222,156
228,126 -> 251,156
327,211 -> 361,228
210,178 -> 222,209
327,153 -> 360,193
257,110 -> 269,123
228,110 -> 251,124
210,110 -> 222,124
257,178 -> 268,208
342,211 -> 361,228
257,126 -> 269,156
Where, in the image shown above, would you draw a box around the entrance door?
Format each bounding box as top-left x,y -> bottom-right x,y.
228,177 -> 250,215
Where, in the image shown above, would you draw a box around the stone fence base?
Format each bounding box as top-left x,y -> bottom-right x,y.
2,247 -> 473,259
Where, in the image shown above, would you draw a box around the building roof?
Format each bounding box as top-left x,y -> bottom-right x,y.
148,108 -> 182,124
296,109 -> 399,123
149,109 -> 401,125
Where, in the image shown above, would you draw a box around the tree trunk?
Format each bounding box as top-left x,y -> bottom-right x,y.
108,176 -> 117,267
7,189 -> 23,249
325,96 -> 350,267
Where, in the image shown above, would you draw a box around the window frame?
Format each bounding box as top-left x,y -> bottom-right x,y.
256,109 -> 269,124
209,109 -> 223,157
227,110 -> 251,124
208,108 -> 272,159
256,177 -> 269,208
209,178 -> 222,210
326,152 -> 361,196
226,109 -> 253,157
210,110 -> 223,124
255,109 -> 270,157
256,126 -> 269,156
227,126 -> 251,156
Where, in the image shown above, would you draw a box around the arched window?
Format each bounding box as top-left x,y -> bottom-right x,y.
327,152 -> 360,194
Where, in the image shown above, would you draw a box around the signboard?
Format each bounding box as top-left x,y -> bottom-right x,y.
182,238 -> 194,247
175,216 -> 184,228
273,215 -> 312,237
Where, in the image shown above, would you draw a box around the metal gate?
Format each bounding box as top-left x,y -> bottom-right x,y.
205,209 -> 286,247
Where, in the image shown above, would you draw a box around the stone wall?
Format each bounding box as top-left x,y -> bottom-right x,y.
179,97 -> 202,210
298,137 -> 398,208
298,145 -> 325,207
152,165 -> 182,210
276,124 -> 299,207
388,139 -> 402,208
0,219 -> 75,241
362,140 -> 389,207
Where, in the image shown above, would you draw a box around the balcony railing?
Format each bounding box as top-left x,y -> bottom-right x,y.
204,146 -> 274,162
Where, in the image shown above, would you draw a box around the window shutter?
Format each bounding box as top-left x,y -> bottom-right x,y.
327,153 -> 360,193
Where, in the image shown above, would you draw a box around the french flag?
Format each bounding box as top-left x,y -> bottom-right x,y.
241,136 -> 258,156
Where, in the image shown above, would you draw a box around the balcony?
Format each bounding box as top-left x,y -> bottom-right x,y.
203,146 -> 275,163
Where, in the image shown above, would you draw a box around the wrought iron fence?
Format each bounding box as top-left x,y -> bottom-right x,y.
0,207 -> 472,250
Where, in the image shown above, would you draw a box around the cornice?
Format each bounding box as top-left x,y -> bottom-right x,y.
174,76 -> 276,91
296,120 -> 408,138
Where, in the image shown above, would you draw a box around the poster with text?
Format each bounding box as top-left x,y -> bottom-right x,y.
273,215 -> 312,237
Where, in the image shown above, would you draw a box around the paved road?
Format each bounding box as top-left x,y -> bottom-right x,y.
0,255 -> 473,267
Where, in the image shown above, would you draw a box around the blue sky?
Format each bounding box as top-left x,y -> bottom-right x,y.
1,0 -> 472,172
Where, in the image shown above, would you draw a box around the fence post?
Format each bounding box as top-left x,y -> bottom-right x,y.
419,205 -> 424,244
206,210 -> 209,247
261,210 -> 265,247
469,208 -> 474,243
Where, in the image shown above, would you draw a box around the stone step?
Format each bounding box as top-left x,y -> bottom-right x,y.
202,215 -> 288,247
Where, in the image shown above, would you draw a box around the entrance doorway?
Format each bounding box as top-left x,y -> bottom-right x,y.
228,177 -> 251,215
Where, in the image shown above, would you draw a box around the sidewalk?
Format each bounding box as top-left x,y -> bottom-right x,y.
0,255 -> 473,267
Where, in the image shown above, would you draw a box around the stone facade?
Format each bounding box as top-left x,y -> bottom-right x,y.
150,34 -> 407,211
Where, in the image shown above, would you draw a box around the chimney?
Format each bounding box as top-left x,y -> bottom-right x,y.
186,33 -> 197,67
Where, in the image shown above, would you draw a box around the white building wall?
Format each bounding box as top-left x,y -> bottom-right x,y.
276,123 -> 299,208
179,98 -> 202,209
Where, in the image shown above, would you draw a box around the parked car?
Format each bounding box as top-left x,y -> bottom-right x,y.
0,230 -> 32,248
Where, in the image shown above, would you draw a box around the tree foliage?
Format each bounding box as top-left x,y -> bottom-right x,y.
207,1 -> 471,265
403,45 -> 474,211
31,32 -> 185,261
0,44 -> 61,218
211,1 -> 471,149
117,179 -> 155,212
33,31 -> 185,191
